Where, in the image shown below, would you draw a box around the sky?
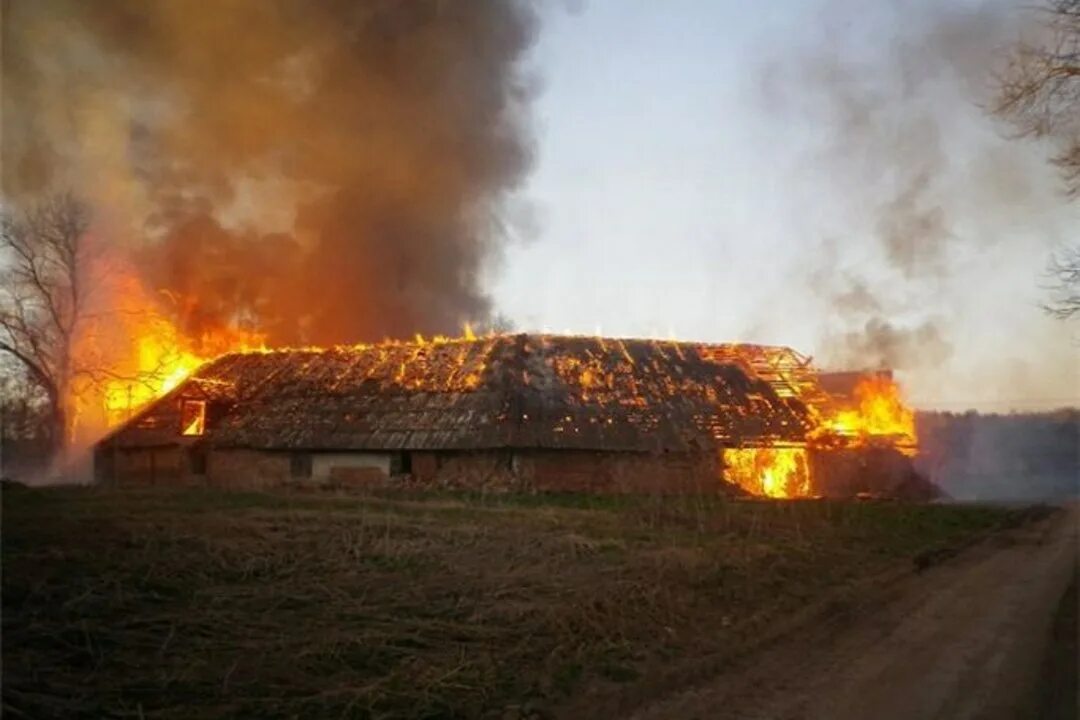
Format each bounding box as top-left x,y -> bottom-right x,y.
3,0 -> 1076,416
492,0 -> 1080,412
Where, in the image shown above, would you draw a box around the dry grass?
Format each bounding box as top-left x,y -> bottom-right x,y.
1,486 -> 1037,719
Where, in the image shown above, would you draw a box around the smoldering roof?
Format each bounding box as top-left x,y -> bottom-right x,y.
100,334 -> 813,452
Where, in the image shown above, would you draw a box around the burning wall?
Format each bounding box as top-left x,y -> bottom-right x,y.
711,345 -> 919,498
722,446 -> 811,498
814,371 -> 917,453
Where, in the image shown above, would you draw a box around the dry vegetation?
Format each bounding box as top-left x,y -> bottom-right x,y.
2,486 -> 1039,719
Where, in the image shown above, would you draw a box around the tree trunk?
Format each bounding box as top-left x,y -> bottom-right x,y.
46,406 -> 65,463
43,380 -> 68,464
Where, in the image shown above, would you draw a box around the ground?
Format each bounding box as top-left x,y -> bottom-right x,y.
630,505 -> 1078,720
0,486 -> 1065,719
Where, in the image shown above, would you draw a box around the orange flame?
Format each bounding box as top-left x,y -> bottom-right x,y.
100,306 -> 266,427
814,375 -> 917,454
180,400 -> 206,436
81,316 -> 918,505
723,447 -> 811,498
95,309 -> 495,428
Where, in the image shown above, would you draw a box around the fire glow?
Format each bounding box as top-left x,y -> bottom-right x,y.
724,446 -> 811,499
99,310 -> 266,427
724,373 -> 919,499
89,323 -> 918,499
96,319 -> 490,427
817,375 -> 917,454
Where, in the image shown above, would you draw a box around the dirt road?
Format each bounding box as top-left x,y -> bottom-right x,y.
631,506 -> 1078,720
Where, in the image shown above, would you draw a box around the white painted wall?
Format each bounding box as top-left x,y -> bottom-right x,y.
311,452 -> 392,481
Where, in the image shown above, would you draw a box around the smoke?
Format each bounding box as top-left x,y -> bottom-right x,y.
762,0 -> 1072,375
915,409 -> 1080,500
2,0 -> 539,345
835,318 -> 953,371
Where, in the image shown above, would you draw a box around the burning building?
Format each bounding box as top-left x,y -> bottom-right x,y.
93,333 -> 929,498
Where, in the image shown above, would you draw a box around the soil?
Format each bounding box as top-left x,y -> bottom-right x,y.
630,505 -> 1079,720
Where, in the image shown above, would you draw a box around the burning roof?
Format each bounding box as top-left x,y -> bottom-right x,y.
101,334 -> 813,453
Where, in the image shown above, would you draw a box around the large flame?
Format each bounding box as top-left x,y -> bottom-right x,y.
75,271 -> 268,432
724,375 -> 917,497
93,306 -> 487,430
815,375 -> 917,454
101,320 -> 266,427
723,446 -> 811,498
708,347 -> 919,497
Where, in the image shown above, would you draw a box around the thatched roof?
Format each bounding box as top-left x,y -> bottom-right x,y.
99,334 -> 812,453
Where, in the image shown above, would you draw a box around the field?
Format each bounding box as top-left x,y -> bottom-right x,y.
1,486 -> 1038,719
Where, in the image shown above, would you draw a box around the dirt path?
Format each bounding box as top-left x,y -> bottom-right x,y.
631,506 -> 1078,720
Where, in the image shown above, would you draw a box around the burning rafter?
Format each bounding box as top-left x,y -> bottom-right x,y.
101,333 -> 813,452
700,344 -> 917,455
98,331 -> 919,500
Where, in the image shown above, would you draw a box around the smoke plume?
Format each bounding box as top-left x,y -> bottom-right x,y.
762,0 -> 1073,376
2,0 -> 539,345
835,318 -> 953,371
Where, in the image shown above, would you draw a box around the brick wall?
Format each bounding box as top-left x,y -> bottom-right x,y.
425,450 -> 525,492
524,450 -> 721,494
399,449 -> 722,495
810,447 -> 927,498
411,452 -> 440,483
207,449 -> 290,488
102,444 -> 935,499
105,446 -> 724,496
328,465 -> 389,488
111,446 -> 192,486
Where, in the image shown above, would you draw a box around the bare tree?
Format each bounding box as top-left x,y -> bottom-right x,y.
0,360 -> 49,437
1044,244 -> 1080,319
0,359 -> 51,480
994,0 -> 1080,320
995,0 -> 1080,193
0,193 -> 93,456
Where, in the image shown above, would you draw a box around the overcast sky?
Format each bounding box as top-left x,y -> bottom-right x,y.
492,0 -> 1080,412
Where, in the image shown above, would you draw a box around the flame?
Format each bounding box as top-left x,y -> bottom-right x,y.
96,317 -> 494,427
736,373 -> 917,499
180,400 -> 206,436
101,313 -> 266,427
814,375 -> 917,454
723,446 -> 811,498
83,318 -> 919,505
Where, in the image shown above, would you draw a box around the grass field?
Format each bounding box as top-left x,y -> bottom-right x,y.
1,486 -> 1040,719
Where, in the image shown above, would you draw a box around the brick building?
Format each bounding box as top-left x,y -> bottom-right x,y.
94,333 -> 812,493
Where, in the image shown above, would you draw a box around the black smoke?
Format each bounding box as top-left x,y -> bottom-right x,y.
2,0 -> 539,345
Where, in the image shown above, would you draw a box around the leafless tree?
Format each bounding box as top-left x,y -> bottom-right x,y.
994,0 -> 1080,319
995,0 -> 1080,193
0,193 -> 93,456
0,359 -> 51,480
1044,244 -> 1080,319
0,360 -> 49,439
